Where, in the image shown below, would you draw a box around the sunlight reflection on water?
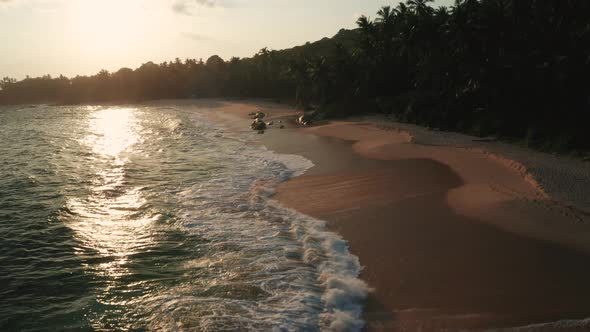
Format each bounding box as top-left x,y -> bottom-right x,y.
85,107 -> 140,158
67,107 -> 155,282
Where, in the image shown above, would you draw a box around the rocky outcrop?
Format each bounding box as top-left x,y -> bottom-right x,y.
251,118 -> 267,131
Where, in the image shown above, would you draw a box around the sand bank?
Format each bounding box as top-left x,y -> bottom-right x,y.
179,99 -> 590,331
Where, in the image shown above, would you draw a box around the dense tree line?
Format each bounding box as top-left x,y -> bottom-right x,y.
1,0 -> 590,151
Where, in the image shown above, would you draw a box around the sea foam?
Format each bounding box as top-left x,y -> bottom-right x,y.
175,109 -> 370,331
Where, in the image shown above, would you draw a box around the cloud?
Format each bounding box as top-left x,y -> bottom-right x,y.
181,32 -> 211,41
172,1 -> 191,14
194,0 -> 218,6
172,0 -> 228,15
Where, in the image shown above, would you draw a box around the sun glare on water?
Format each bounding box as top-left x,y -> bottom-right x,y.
67,107 -> 153,281
86,107 -> 140,157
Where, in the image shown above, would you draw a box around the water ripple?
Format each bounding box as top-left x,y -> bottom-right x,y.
0,105 -> 367,331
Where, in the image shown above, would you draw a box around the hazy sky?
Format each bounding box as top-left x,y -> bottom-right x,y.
0,0 -> 453,79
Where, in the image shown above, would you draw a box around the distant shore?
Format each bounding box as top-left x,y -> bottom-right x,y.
181,99 -> 590,331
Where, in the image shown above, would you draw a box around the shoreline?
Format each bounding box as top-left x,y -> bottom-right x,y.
175,99 -> 590,331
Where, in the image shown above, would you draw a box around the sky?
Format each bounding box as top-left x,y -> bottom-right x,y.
0,0 -> 453,79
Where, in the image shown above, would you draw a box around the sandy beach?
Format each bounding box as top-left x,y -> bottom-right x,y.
194,99 -> 590,331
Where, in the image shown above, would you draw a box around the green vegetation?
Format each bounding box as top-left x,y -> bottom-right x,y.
1,0 -> 589,150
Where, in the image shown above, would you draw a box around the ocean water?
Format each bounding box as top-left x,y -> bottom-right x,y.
0,104 -> 368,331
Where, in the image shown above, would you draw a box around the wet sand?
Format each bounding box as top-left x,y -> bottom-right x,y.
191,100 -> 590,331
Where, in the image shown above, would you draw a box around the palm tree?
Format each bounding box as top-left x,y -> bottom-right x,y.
356,15 -> 374,34
406,0 -> 434,16
356,15 -> 377,58
376,6 -> 395,26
